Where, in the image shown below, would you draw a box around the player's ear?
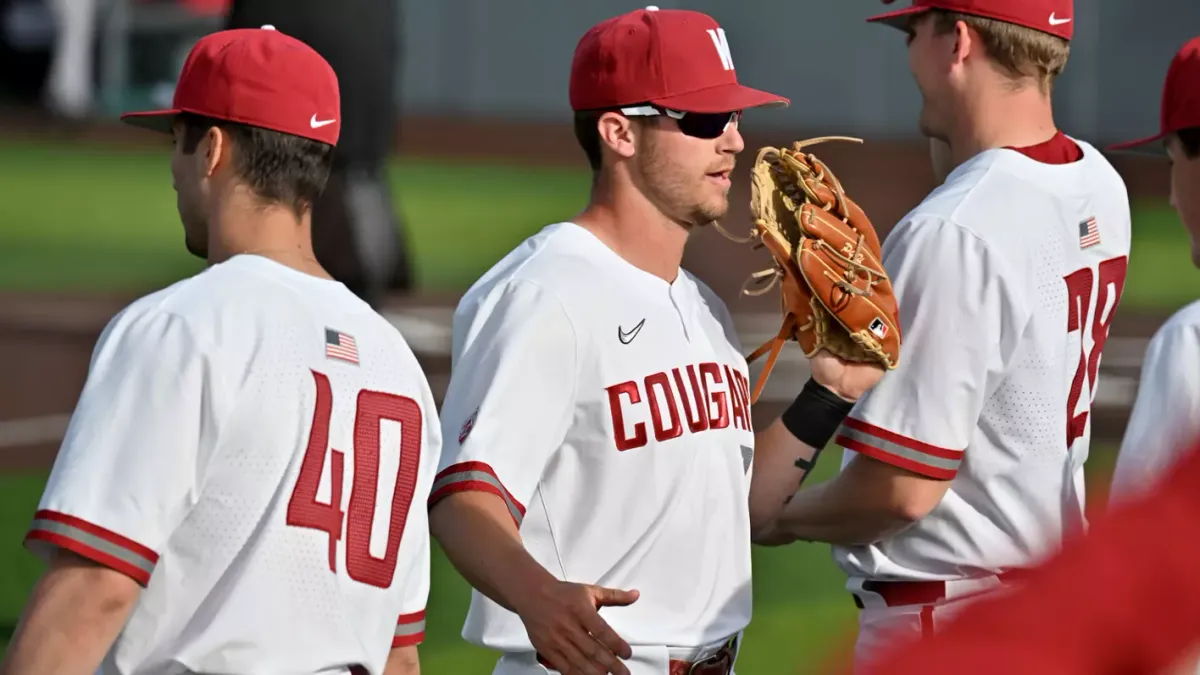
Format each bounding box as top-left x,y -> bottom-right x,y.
597,111 -> 637,161
202,126 -> 232,179
949,18 -> 973,65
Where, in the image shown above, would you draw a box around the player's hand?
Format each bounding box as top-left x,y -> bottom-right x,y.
809,349 -> 886,402
515,580 -> 639,675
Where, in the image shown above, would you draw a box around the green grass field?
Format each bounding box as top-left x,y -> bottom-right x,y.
0,140 -> 1197,309
0,445 -> 1123,674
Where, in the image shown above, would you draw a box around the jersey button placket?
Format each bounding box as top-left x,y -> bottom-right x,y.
668,284 -> 691,343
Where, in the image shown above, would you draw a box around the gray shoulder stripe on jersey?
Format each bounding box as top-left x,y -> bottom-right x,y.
395,618 -> 426,637
29,518 -> 157,577
837,427 -> 962,472
432,470 -> 524,525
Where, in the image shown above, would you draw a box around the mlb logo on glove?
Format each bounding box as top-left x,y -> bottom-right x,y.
869,317 -> 889,339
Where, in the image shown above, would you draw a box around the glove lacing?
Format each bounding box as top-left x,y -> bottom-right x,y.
716,137 -> 889,300
714,136 -> 891,403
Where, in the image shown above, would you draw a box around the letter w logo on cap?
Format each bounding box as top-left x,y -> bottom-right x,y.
707,28 -> 735,71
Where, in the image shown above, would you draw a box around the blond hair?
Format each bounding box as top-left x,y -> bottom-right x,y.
932,11 -> 1070,93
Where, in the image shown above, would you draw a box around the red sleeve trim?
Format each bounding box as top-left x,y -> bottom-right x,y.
391,633 -> 425,647
397,610 -> 425,624
841,418 -> 964,460
392,609 -> 426,647
24,510 -> 159,586
428,461 -> 526,526
838,436 -> 959,480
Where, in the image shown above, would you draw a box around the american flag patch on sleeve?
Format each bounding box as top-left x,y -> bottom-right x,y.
325,328 -> 359,364
1079,217 -> 1101,249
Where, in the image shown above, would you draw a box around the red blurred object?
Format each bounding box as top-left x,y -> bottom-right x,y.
184,0 -> 230,14
850,433 -> 1200,675
150,0 -> 230,15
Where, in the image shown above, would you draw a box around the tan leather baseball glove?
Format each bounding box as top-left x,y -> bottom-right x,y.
723,137 -> 901,404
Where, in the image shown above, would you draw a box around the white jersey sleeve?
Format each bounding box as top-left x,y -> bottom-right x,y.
26,303 -> 224,585
431,279 -> 577,524
1110,306 -> 1200,502
834,217 -> 1029,479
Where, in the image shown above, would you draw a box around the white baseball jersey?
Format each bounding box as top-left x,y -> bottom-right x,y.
832,137 -> 1132,580
25,254 -> 441,675
432,222 -> 755,652
1110,299 -> 1200,503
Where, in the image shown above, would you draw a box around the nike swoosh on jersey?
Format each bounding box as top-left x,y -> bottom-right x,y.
618,318 -> 646,344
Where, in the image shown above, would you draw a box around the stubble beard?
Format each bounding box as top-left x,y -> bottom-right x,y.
639,150 -> 726,230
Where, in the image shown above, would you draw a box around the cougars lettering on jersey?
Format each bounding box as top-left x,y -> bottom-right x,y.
24,255 -> 442,675
432,223 -> 756,654
607,362 -> 754,451
832,138 -> 1132,582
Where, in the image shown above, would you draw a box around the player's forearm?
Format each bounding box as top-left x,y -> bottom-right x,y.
749,374 -> 866,543
429,492 -> 559,615
1,550 -> 139,675
763,476 -> 919,546
748,418 -> 820,539
383,645 -> 420,675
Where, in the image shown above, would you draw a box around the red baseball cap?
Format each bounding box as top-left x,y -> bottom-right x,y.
121,25 -> 340,146
866,0 -> 1075,41
1109,37 -> 1200,151
569,6 -> 788,114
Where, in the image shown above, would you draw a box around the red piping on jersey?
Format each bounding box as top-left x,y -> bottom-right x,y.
29,509 -> 159,560
840,419 -> 964,459
1005,131 -> 1083,164
838,436 -> 959,481
392,609 -> 426,647
24,510 -> 159,587
24,530 -> 155,587
836,418 -> 962,480
428,461 -> 527,524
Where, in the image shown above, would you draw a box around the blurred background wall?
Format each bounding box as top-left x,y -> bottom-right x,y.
395,0 -> 1199,144
3,0 -> 1198,144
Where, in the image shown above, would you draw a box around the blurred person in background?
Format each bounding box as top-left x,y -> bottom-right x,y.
225,0 -> 415,307
849,432 -> 1200,675
1105,36 -> 1200,675
1107,37 -> 1200,508
43,0 -> 98,119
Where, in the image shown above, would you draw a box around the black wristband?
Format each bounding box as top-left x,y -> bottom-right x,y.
781,377 -> 855,453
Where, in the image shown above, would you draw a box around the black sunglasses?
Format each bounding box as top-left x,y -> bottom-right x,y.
620,105 -> 741,140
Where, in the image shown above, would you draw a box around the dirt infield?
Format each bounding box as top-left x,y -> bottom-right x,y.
0,112 -> 1175,471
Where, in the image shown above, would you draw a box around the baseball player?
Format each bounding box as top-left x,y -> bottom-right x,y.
425,7 -> 892,675
0,27 -> 440,675
746,0 -> 1134,669
1107,36 -> 1200,507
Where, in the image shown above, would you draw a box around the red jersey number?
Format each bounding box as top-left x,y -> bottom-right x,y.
286,370 -> 423,589
1064,256 -> 1128,446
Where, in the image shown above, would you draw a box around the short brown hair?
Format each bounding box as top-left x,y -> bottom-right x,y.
1177,128 -> 1200,159
178,113 -> 335,216
931,11 -> 1070,92
573,111 -> 604,172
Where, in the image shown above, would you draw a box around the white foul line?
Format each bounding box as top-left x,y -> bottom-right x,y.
0,413 -> 71,450
0,313 -> 1148,451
